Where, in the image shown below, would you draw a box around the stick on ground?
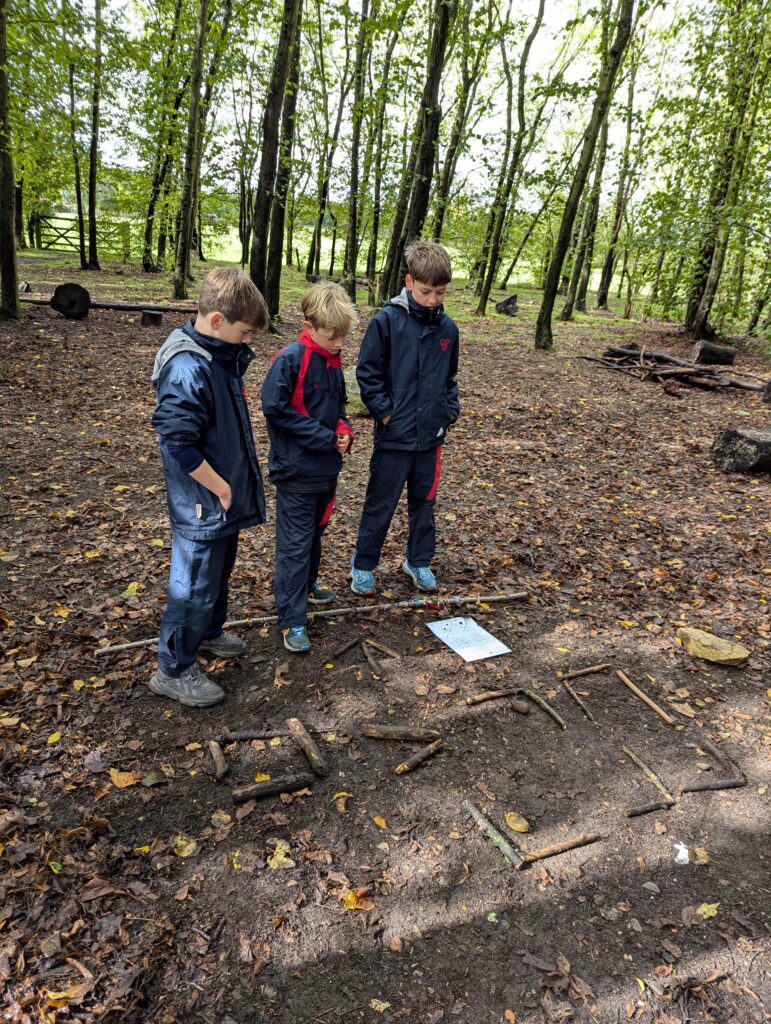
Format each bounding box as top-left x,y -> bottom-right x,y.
361,723 -> 441,743
521,833 -> 601,863
557,663 -> 611,681
463,799 -> 523,867
626,800 -> 674,818
623,746 -> 675,804
232,771 -> 315,804
332,637 -> 361,659
523,689 -> 567,730
361,642 -> 384,678
681,777 -> 746,794
561,680 -> 596,723
362,638 -> 401,659
466,688 -> 529,714
206,740 -> 228,780
616,670 -> 675,726
394,739 -> 443,775
285,718 -> 328,777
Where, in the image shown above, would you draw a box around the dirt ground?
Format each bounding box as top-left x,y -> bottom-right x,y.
1,260 -> 770,1024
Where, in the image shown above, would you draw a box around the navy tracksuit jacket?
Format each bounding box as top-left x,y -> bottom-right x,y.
261,331 -> 353,628
354,288 -> 460,570
151,323 -> 266,676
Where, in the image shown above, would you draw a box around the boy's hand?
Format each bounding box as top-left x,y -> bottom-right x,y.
336,434 -> 352,454
382,415 -> 391,426
218,484 -> 232,510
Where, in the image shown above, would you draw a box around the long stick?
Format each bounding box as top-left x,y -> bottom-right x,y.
361,642 -> 384,678
626,800 -> 673,818
285,718 -> 328,777
697,736 -> 745,780
362,639 -> 401,659
557,663 -> 611,681
521,833 -> 601,863
616,670 -> 675,726
394,739 -> 443,775
623,746 -> 675,804
94,591 -> 528,656
466,688 -> 529,714
215,725 -> 336,743
232,771 -> 314,804
462,799 -> 523,867
561,680 -> 596,723
524,689 -> 567,730
361,724 -> 441,743
681,777 -> 746,794
332,637 -> 361,658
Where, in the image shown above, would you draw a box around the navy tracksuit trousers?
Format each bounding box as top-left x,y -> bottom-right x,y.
158,531 -> 239,677
275,484 -> 336,629
354,446 -> 442,571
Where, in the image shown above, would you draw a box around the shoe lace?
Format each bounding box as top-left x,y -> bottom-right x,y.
416,567 -> 434,583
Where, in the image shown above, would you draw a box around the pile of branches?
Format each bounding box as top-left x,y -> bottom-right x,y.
580,344 -> 767,394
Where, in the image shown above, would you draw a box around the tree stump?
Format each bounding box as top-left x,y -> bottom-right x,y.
691,340 -> 736,365
51,283 -> 91,320
711,429 -> 771,472
141,310 -> 163,326
495,294 -> 519,316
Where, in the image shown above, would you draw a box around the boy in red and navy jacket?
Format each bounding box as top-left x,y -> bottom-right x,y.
261,283 -> 356,653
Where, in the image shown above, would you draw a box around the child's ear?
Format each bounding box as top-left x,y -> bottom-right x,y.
210,311 -> 224,330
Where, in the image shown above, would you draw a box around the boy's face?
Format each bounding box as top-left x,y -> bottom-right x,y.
199,311 -> 259,345
304,320 -> 345,356
405,275 -> 447,310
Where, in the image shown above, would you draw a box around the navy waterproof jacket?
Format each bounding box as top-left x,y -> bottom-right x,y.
261,330 -> 353,492
356,288 -> 460,451
151,323 -> 266,539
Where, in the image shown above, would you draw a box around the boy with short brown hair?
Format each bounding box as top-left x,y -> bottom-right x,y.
261,282 -> 356,653
149,267 -> 268,707
351,240 -> 460,595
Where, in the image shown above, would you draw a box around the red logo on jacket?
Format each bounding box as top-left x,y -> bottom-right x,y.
440,337 -> 450,352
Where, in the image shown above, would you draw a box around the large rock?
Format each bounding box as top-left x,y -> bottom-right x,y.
711,428 -> 771,472
344,367 -> 370,417
677,627 -> 749,667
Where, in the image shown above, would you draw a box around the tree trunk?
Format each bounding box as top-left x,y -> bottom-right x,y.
535,0 -> 634,350
381,0 -> 458,300
250,0 -> 303,295
342,0 -> 369,300
68,62 -> 88,269
327,209 -> 338,277
0,0 -> 19,319
265,9 -> 303,321
746,254 -> 771,335
86,0 -> 102,270
143,81 -> 187,272
563,113 -> 608,317
172,0 -> 209,299
14,181 -> 24,248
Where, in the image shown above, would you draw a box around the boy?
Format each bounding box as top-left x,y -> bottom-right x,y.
351,240 -> 459,595
261,282 -> 355,653
149,267 -> 268,707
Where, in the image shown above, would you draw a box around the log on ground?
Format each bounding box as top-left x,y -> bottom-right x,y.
711,428 -> 771,472
691,340 -> 736,365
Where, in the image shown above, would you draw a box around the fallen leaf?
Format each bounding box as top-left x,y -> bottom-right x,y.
696,901 -> 719,920
109,768 -> 141,789
184,742 -> 202,751
47,731 -> 62,745
389,935 -> 403,952
273,662 -> 291,688
373,815 -> 387,829
671,702 -> 697,719
121,582 -> 140,597
267,839 -> 295,869
341,887 -> 375,911
693,847 -> 710,865
369,1000 -> 391,1013
169,833 -> 198,858
211,809 -> 232,828
505,811 -> 530,833
254,772 -> 271,782
504,1012 -> 517,1023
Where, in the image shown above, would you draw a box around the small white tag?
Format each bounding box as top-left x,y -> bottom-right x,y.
195,503 -> 202,519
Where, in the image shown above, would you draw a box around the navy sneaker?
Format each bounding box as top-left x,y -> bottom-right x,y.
350,567 -> 376,595
402,560 -> 437,592
308,585 -> 337,604
283,626 -> 311,653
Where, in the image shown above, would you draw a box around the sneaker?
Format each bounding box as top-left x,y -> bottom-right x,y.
308,585 -> 337,605
402,560 -> 437,592
199,631 -> 245,658
283,626 -> 311,653
149,663 -> 225,707
350,566 -> 376,595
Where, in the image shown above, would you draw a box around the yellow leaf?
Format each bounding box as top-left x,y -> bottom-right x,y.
269,736 -> 281,747
325,732 -> 336,742
134,845 -> 151,854
324,662 -> 334,669
635,978 -> 646,991
121,582 -> 140,598
504,1012 -> 517,1023
697,902 -> 719,920
369,1000 -> 391,1013
693,847 -> 711,865
34,615 -> 45,625
342,888 -> 375,911
150,538 -> 164,547
53,604 -> 72,619
373,816 -> 387,829
73,679 -> 85,691
617,619 -> 635,628
109,768 -> 141,789
254,772 -> 271,782
505,811 -> 530,833
185,742 -> 202,751
113,485 -> 130,492
0,716 -> 20,727
267,839 -> 295,870
211,809 -> 232,828
47,731 -> 62,745
84,549 -> 102,559
555,646 -> 570,653
170,833 -> 198,858
17,656 -> 38,668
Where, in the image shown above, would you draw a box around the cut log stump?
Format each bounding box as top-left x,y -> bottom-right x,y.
711,428 -> 771,472
51,282 -> 91,320
495,294 -> 519,316
141,309 -> 163,326
691,341 -> 736,365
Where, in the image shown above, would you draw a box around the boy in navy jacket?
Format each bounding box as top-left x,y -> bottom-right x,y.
351,241 -> 459,595
261,283 -> 356,653
150,268 -> 268,707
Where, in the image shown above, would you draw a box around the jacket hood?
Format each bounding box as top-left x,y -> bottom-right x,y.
389,287 -> 442,323
151,329 -> 211,383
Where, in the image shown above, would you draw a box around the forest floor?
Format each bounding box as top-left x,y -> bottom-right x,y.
1,254 -> 770,1024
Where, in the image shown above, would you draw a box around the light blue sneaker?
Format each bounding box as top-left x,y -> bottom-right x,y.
283,626 -> 311,653
402,560 -> 437,592
350,566 -> 376,595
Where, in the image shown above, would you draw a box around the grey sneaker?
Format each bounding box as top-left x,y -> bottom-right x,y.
282,626 -> 311,653
149,663 -> 225,707
199,631 -> 245,658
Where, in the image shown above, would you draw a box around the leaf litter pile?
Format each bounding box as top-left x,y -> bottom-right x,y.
0,281 -> 770,1024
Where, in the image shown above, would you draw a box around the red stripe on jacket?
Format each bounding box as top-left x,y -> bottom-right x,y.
426,446 -> 443,501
